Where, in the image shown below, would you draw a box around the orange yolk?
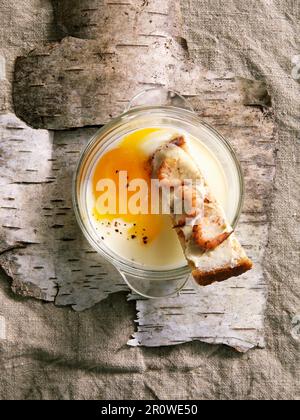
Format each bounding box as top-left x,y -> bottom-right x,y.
92,128 -> 164,244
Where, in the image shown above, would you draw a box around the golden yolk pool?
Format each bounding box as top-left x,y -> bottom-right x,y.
92,128 -> 165,244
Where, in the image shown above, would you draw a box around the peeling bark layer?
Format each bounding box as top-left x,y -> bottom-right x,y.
13,0 -> 188,129
13,36 -> 189,129
52,0 -> 179,40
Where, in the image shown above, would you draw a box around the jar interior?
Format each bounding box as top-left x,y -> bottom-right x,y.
74,107 -> 244,276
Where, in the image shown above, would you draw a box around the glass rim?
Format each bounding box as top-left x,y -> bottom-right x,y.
72,105 -> 245,280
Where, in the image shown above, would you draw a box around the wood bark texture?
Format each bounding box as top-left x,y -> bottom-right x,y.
13,0 -> 189,129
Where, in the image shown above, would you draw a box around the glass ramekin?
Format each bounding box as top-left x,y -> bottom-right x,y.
73,90 -> 244,299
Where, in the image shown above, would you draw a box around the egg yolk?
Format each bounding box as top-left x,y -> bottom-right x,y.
92,128 -> 165,244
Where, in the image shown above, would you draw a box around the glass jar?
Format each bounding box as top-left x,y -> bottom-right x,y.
73,89 -> 244,299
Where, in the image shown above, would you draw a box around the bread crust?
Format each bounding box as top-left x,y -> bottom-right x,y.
192,258 -> 253,286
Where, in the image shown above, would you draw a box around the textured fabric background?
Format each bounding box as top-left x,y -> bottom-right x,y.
0,0 -> 299,400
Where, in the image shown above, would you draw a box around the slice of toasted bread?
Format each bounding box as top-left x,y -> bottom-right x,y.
151,136 -> 253,286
